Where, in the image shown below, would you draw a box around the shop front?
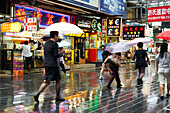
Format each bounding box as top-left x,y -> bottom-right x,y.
73,16 -> 122,63
1,5 -> 71,74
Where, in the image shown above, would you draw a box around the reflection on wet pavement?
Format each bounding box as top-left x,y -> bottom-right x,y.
0,64 -> 170,113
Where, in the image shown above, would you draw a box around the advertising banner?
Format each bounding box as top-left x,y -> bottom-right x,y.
123,26 -> 145,40
147,6 -> 170,22
100,0 -> 126,18
106,18 -> 122,37
61,0 -> 98,10
15,5 -> 70,27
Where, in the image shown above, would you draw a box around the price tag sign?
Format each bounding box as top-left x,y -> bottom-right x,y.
106,18 -> 122,37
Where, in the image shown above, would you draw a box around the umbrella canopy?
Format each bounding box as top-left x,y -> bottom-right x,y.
41,34 -> 50,41
44,22 -> 84,34
58,40 -> 71,47
128,38 -> 150,46
106,42 -> 132,53
100,43 -> 116,50
156,30 -> 170,41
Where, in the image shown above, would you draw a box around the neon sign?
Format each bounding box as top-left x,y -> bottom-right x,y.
15,5 -> 70,27
123,26 -> 145,40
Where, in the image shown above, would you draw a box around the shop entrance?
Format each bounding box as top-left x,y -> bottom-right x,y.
74,37 -> 85,63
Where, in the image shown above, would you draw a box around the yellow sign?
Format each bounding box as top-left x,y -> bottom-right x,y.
1,22 -> 21,32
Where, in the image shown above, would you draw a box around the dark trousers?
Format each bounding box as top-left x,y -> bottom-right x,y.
108,71 -> 121,87
60,63 -> 66,73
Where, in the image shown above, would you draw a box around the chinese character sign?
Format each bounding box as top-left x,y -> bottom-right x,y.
147,6 -> 170,22
123,26 -> 145,40
24,17 -> 39,31
15,5 -> 70,27
107,18 -> 122,37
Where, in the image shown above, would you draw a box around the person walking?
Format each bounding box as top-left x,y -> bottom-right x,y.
59,47 -> 67,77
102,53 -> 122,88
134,42 -> 150,85
34,31 -> 65,103
155,43 -> 170,99
21,41 -> 32,75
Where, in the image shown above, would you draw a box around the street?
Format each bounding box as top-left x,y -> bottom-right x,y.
0,63 -> 170,113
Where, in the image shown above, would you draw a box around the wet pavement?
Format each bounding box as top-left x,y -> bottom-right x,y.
0,63 -> 170,113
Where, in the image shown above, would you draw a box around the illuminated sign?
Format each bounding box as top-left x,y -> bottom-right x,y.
123,26 -> 145,40
15,5 -> 70,27
147,6 -> 170,22
24,17 -> 39,31
102,19 -> 107,34
106,18 -> 122,37
1,22 -> 21,32
91,19 -> 102,34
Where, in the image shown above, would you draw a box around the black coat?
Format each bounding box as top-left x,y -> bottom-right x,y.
44,40 -> 63,67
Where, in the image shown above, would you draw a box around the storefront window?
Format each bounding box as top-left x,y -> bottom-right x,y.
89,35 -> 96,49
85,38 -> 89,49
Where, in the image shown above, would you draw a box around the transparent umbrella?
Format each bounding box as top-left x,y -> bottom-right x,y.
128,38 -> 150,46
106,42 -> 133,53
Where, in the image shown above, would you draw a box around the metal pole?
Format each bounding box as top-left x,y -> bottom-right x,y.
13,0 -> 15,20
136,0 -> 138,22
141,8 -> 142,22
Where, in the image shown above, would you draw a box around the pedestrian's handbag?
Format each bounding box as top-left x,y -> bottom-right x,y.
108,55 -> 119,65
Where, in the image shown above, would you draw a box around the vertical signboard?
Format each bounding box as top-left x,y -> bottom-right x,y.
106,18 -> 122,37
102,19 -> 107,34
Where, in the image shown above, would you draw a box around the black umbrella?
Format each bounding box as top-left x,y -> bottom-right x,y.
42,34 -> 62,42
41,34 -> 50,41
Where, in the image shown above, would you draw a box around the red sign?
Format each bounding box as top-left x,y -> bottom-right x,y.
147,6 -> 170,22
102,19 -> 106,34
24,17 -> 39,31
150,39 -> 154,45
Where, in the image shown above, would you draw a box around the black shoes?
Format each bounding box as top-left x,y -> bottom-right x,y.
117,84 -> 122,88
106,85 -> 112,89
160,96 -> 164,100
137,79 -> 143,85
34,95 -> 39,103
56,98 -> 65,102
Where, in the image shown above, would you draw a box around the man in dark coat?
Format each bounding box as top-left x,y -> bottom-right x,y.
34,31 -> 65,102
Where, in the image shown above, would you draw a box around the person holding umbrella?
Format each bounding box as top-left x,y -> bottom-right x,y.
102,52 -> 122,89
34,31 -> 65,103
134,42 -> 150,85
155,43 -> 169,99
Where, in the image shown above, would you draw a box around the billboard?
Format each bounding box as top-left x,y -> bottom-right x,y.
61,0 -> 98,10
14,5 -> 70,27
147,6 -> 170,22
100,0 -> 126,18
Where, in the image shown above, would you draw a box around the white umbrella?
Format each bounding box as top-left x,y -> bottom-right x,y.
44,22 -> 84,34
128,38 -> 150,46
106,42 -> 133,53
58,40 -> 71,47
